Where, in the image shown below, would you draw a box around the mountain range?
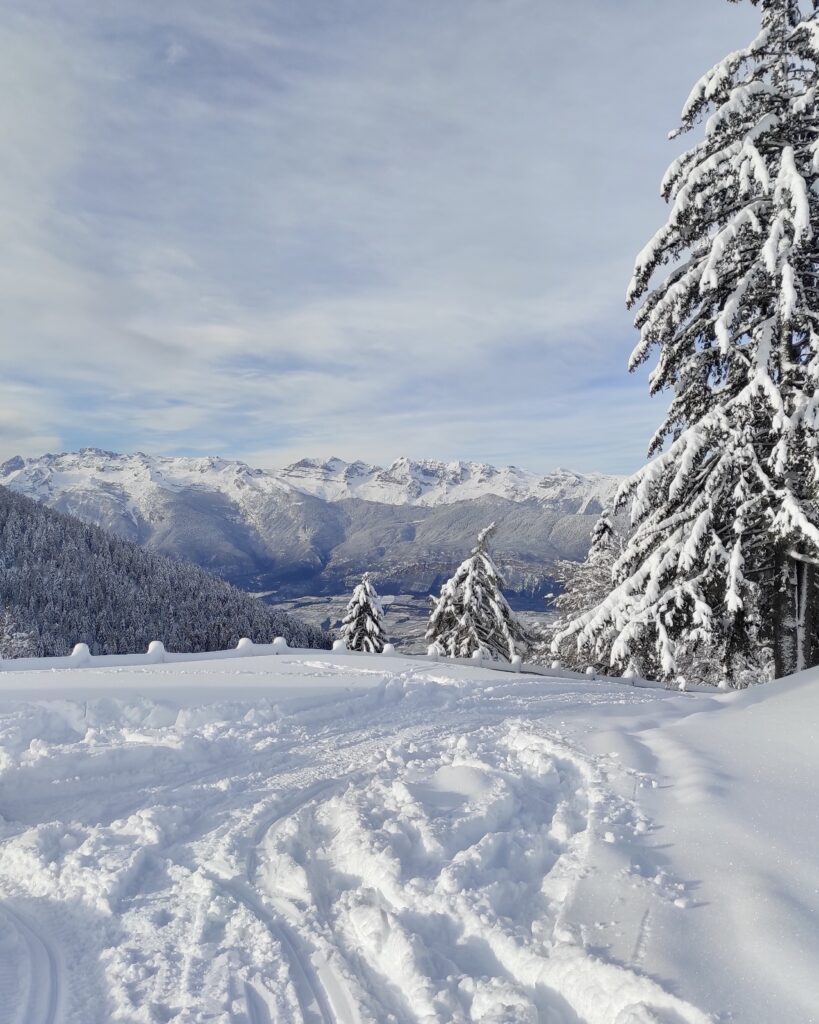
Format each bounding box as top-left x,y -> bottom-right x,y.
2,449 -> 621,608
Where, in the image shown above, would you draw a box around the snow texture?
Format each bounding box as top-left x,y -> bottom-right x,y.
0,650 -> 815,1023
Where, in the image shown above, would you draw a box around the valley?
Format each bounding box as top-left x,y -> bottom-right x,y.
2,451 -> 619,635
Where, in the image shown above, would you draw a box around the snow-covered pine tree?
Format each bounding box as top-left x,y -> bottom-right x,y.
340,573 -> 387,653
590,509 -> 615,552
555,0 -> 819,685
426,523 -> 526,661
547,511 -> 620,672
0,608 -> 36,659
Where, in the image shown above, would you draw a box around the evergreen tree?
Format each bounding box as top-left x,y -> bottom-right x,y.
426,523 -> 526,661
340,573 -> 387,653
547,511 -> 620,672
589,509 -> 615,553
0,608 -> 36,659
556,0 -> 819,685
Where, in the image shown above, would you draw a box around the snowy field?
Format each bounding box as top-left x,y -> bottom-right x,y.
0,653 -> 816,1024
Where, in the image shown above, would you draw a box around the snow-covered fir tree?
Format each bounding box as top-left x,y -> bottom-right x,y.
555,0 -> 819,685
0,608 -> 36,659
426,523 -> 526,661
340,573 -> 387,653
546,511 -> 620,672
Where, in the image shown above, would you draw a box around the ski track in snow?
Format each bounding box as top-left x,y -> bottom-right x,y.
0,904 -> 61,1024
0,658 -> 713,1024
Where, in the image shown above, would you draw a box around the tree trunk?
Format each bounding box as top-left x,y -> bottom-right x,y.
773,548 -> 815,678
795,558 -> 815,674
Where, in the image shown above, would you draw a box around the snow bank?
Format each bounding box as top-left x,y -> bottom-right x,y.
631,670 -> 819,1023
0,637 -> 578,680
0,636 -> 296,673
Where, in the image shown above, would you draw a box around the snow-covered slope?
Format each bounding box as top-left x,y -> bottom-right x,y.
0,651 -> 814,1023
0,449 -> 295,529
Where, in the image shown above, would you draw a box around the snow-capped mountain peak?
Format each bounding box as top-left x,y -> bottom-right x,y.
1,449 -> 620,512
0,449 -> 288,505
278,455 -> 619,508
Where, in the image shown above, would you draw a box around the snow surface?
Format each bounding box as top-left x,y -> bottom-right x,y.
0,652 -> 815,1023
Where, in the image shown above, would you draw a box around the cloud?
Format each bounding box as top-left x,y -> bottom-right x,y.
0,0 -> 760,473
164,42 -> 188,67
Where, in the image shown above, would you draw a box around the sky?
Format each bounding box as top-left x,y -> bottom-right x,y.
0,0 -> 760,475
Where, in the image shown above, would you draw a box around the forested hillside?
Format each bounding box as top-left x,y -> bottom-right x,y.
0,486 -> 329,656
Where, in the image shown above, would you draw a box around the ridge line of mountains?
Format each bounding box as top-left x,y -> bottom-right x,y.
2,449 -> 621,612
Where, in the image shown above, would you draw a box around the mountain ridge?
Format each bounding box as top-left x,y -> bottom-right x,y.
1,449 -> 622,609
1,448 -> 620,510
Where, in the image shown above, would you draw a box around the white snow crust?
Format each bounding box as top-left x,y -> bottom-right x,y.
0,652 -> 815,1023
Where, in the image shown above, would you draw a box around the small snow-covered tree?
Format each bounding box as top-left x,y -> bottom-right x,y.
426,523 -> 526,661
340,573 -> 387,653
557,0 -> 819,685
589,509 -> 615,551
547,511 -> 620,671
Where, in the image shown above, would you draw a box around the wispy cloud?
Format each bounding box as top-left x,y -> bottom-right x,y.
0,0 -> 758,472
